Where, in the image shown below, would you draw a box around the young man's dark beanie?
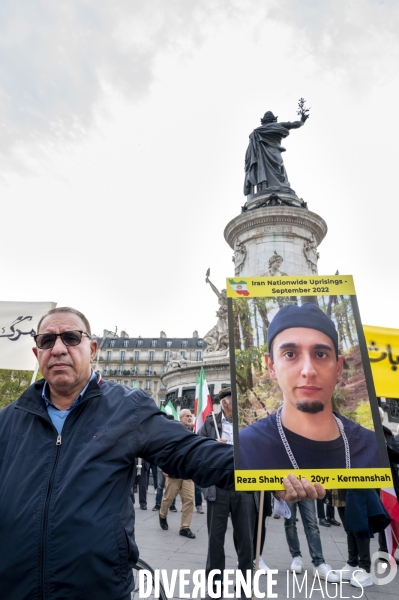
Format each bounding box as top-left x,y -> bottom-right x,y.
267,303 -> 339,358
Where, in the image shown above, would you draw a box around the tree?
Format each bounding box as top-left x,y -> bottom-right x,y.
0,369 -> 41,410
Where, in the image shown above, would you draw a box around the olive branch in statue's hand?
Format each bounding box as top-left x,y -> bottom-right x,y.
297,97 -> 310,122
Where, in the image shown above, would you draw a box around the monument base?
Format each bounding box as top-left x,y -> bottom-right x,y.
225,205 -> 327,277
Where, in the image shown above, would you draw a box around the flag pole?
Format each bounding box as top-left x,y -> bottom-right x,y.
30,360 -> 39,385
211,411 -> 220,440
254,491 -> 264,577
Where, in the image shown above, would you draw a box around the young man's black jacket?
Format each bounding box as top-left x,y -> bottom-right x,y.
0,378 -> 233,600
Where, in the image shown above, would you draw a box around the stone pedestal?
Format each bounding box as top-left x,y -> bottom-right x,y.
225,206 -> 327,277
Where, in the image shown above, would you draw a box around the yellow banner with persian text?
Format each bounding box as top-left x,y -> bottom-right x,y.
226,275 -> 356,298
364,325 -> 399,399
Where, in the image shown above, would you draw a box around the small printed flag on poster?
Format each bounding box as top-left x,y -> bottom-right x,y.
228,279 -> 250,296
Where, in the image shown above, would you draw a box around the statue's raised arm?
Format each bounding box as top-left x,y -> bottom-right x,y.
205,272 -> 227,308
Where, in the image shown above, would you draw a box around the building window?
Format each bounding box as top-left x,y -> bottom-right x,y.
134,351 -> 140,361
118,365 -> 123,375
197,340 -> 203,347
147,365 -> 153,375
131,380 -> 137,388
106,351 -> 112,361
149,351 -> 154,362
160,383 -> 166,390
145,380 -> 151,390
120,351 -> 125,361
166,340 -> 172,347
160,396 -> 165,403
180,351 -> 185,359
162,365 -> 167,373
123,340 -> 129,348
151,340 -> 157,348
164,351 -> 169,361
104,365 -> 109,375
132,366 -> 138,376
117,379 -> 121,385
137,339 -> 143,347
196,351 -> 202,361
109,340 -> 115,348
181,340 -> 188,348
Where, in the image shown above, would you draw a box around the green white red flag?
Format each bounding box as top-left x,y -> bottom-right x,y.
160,400 -> 179,420
194,366 -> 213,433
381,487 -> 399,562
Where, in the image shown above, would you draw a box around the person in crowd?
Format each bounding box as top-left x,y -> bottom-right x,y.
316,497 -> 341,527
137,458 -> 150,510
152,464 -> 177,512
152,414 -> 177,512
198,388 -> 256,597
377,407 -> 399,563
159,409 -> 196,538
335,488 -> 390,588
150,463 -> 158,491
284,498 -> 340,582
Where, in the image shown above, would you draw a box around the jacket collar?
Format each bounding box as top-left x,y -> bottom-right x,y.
15,376 -> 102,418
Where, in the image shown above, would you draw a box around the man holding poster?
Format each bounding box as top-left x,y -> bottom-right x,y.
239,303 -> 380,471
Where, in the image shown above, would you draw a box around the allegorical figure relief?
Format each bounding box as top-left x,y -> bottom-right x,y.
244,100 -> 309,196
166,351 -> 197,371
232,239 -> 247,276
204,270 -> 229,354
303,234 -> 319,274
268,251 -> 287,277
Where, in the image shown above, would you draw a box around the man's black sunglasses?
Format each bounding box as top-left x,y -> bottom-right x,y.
33,330 -> 91,350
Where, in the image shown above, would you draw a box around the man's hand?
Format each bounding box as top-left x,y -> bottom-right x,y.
216,438 -> 228,443
275,474 -> 325,503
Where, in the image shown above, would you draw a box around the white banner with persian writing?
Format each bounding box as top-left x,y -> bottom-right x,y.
0,301 -> 56,371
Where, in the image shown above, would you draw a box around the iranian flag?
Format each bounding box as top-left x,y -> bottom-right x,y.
194,367 -> 213,433
381,487 -> 399,563
228,279 -> 250,296
160,400 -> 179,420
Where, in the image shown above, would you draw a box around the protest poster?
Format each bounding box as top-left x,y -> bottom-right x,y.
0,301 -> 56,371
226,275 -> 391,490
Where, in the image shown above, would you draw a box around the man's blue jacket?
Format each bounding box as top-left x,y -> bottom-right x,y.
0,377 -> 233,600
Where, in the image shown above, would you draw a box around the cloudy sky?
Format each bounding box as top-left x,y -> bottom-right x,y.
0,0 -> 398,338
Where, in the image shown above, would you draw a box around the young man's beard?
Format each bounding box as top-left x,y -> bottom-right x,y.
296,401 -> 325,414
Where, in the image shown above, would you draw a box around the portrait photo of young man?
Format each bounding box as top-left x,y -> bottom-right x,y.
238,303 -> 381,471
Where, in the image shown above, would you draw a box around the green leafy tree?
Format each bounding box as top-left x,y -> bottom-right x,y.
0,369 -> 42,410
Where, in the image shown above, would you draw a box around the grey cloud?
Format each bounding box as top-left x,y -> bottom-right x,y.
1,0 -> 398,163
0,0 -> 231,159
266,0 -> 399,86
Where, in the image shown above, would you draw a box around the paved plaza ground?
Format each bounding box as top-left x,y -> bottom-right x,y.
134,486 -> 398,600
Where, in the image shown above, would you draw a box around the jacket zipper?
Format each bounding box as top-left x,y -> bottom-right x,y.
40,434 -> 62,600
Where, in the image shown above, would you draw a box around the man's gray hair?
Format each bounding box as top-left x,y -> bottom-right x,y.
179,409 -> 192,420
37,307 -> 92,336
